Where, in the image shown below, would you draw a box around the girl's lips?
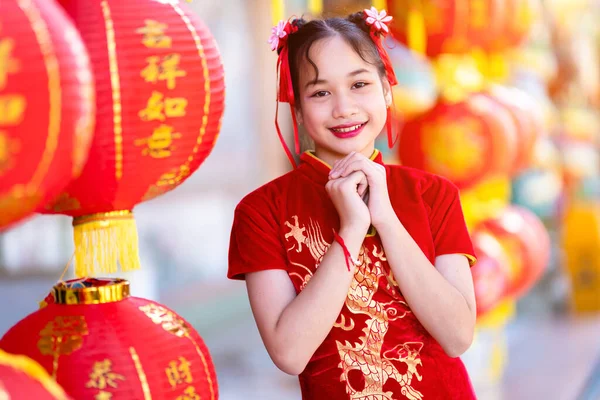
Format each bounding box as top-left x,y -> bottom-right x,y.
329,122 -> 367,139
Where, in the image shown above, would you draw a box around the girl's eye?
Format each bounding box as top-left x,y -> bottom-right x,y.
353,82 -> 369,89
311,90 -> 329,98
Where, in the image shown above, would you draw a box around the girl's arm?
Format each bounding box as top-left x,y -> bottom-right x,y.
376,220 -> 476,357
245,171 -> 370,375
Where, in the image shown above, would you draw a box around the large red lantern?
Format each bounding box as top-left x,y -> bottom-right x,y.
43,0 -> 226,276
0,278 -> 218,399
398,93 -> 517,189
471,229 -> 510,317
0,0 -> 95,231
0,349 -> 71,400
479,205 -> 551,299
387,0 -> 506,58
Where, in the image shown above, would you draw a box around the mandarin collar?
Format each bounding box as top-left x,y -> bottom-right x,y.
298,149 -> 384,185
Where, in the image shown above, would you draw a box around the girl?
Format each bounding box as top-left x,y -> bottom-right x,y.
228,7 -> 478,399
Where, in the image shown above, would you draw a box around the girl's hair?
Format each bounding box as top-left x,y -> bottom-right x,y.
284,12 -> 388,104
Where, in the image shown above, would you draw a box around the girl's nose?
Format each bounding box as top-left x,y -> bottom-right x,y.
332,93 -> 358,119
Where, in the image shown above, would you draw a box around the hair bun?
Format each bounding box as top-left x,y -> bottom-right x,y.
346,11 -> 370,33
291,17 -> 308,30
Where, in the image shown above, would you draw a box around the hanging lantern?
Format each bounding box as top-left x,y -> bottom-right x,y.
0,349 -> 71,400
0,278 -> 218,399
486,85 -> 543,175
471,229 -> 510,317
482,0 -> 540,52
42,0 -> 226,277
479,205 -> 551,299
387,0 -> 506,58
398,93 -> 517,189
0,0 -> 95,231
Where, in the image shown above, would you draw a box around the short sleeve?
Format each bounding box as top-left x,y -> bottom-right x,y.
227,200 -> 288,280
422,175 -> 477,266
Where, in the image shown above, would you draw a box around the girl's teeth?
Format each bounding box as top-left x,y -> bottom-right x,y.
333,124 -> 362,133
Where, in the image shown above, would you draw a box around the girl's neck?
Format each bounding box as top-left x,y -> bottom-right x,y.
313,143 -> 376,168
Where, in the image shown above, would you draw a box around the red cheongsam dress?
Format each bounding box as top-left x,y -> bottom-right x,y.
228,150 -> 478,400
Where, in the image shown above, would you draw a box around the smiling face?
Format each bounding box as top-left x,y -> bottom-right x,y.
296,35 -> 392,165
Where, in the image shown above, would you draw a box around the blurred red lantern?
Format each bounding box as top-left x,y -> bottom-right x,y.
471,229 -> 510,317
42,0 -> 226,276
398,93 -> 517,189
486,85 -> 543,175
387,0 -> 506,58
0,278 -> 218,400
0,0 -> 95,231
0,349 -> 71,400
483,0 -> 540,52
479,205 -> 551,298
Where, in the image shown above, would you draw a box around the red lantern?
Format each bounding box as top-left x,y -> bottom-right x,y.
0,349 -> 71,400
486,85 -> 543,175
43,0 -> 226,276
479,205 -> 551,298
0,278 -> 218,400
398,93 -> 517,189
482,0 -> 540,52
0,0 -> 95,231
388,0 -> 506,58
471,229 -> 510,317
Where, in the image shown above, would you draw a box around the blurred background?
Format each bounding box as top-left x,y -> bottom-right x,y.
1,0 -> 600,399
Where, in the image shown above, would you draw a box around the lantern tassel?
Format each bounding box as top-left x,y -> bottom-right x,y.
72,210 -> 141,277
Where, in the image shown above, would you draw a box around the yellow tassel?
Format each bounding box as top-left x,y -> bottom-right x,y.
72,210 -> 141,277
407,5 -> 426,55
0,349 -> 69,400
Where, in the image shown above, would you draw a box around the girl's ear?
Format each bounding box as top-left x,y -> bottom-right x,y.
295,107 -> 303,125
383,79 -> 393,107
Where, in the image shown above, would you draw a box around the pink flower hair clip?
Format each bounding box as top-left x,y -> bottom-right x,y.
268,19 -> 298,52
364,7 -> 393,35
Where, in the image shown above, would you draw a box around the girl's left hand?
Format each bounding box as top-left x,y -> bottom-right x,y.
329,152 -> 396,228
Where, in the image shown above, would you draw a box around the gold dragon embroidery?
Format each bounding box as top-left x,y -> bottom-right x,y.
283,216 -> 425,399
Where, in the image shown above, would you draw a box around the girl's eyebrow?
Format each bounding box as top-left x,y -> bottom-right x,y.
305,68 -> 371,89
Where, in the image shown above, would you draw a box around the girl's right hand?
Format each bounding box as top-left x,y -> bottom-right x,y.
326,170 -> 371,233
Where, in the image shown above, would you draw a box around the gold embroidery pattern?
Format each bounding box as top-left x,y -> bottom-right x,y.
337,246 -> 424,400
283,216 -> 425,399
284,216 -> 329,290
37,316 -> 89,379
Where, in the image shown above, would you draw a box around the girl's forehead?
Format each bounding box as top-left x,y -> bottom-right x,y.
300,36 -> 376,80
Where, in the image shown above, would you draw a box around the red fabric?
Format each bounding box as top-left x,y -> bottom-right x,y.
228,151 -> 477,399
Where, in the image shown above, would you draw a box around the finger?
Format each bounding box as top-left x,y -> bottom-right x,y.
335,159 -> 370,180
330,151 -> 356,178
330,153 -> 357,179
357,177 -> 369,197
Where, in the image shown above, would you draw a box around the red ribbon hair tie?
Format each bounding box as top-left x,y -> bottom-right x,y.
269,19 -> 300,168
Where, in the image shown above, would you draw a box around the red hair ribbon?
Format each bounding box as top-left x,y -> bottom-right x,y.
269,20 -> 300,168
363,7 -> 399,148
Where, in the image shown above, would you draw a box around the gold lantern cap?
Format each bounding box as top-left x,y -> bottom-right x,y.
52,277 -> 130,305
